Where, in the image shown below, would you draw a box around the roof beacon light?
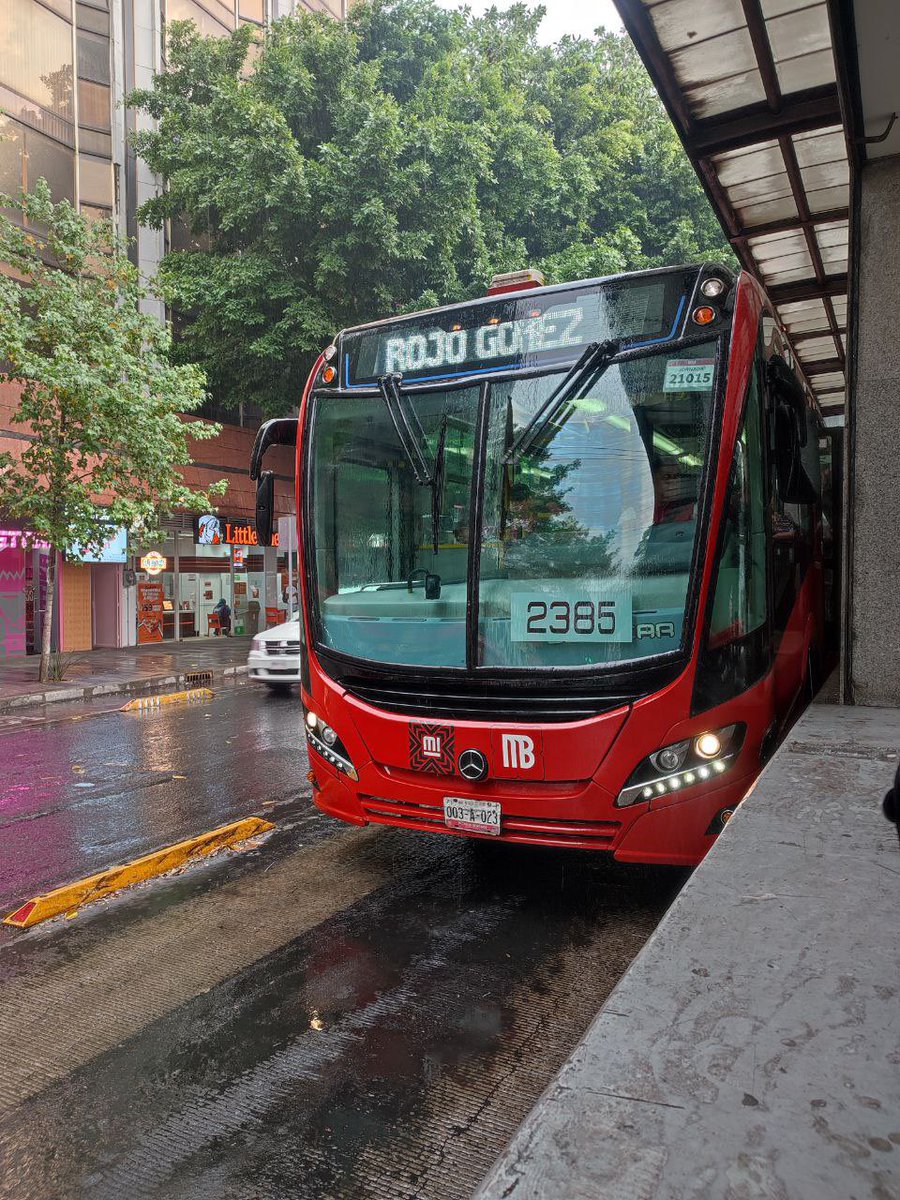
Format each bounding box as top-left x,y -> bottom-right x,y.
487,268 -> 546,296
700,277 -> 725,298
692,305 -> 716,326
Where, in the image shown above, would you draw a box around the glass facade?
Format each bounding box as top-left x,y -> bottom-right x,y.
0,0 -> 113,221
0,0 -> 344,650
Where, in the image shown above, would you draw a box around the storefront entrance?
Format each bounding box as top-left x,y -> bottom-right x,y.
133,514 -> 285,642
0,528 -> 54,660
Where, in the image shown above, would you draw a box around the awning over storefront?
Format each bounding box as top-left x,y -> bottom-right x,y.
615,0 -> 855,418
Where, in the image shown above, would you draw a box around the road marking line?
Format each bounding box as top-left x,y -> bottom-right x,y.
2,816 -> 275,929
120,687 -> 215,712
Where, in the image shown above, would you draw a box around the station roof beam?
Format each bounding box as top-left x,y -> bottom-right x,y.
615,0 -> 850,417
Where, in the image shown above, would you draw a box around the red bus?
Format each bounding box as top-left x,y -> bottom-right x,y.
252,264 -> 832,865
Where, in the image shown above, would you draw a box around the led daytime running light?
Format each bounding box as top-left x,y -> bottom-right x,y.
617,759 -> 731,806
306,726 -> 358,781
617,724 -> 743,808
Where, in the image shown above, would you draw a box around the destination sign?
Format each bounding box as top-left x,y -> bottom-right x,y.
340,271 -> 694,387
381,301 -> 598,376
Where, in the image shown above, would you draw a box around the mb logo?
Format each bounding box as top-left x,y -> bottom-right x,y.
501,734 -> 535,771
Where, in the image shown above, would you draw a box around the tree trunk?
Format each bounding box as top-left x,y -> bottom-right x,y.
39,551 -> 56,684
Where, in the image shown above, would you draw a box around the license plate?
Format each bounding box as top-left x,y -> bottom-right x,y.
443,797 -> 501,837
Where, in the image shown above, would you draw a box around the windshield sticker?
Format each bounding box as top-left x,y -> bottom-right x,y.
510,589 -> 634,643
663,359 -> 714,392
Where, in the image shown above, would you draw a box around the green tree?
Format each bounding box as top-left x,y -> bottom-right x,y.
129,1 -> 731,417
0,181 -> 226,681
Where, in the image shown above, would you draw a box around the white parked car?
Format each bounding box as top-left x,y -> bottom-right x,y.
247,617 -> 302,691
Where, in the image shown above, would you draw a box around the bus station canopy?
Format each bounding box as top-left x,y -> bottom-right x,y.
613,0 -> 897,422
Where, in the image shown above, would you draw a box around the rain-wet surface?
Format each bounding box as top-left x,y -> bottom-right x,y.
0,683 -> 305,920
0,687 -> 688,1199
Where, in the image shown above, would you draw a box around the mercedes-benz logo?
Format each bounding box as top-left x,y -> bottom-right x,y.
458,749 -> 488,782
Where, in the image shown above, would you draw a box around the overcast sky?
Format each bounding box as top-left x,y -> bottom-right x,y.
432,0 -> 624,43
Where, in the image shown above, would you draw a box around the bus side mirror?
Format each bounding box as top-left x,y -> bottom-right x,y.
767,356 -> 817,505
256,471 -> 275,546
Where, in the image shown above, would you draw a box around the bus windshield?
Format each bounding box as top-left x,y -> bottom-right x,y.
309,336 -> 719,671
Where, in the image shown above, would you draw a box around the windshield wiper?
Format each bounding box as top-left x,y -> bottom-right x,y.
503,338 -> 621,464
378,373 -> 446,557
431,415 -> 447,555
378,373 -> 432,485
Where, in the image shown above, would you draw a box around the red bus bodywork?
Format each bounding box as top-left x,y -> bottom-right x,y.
289,270 -> 826,867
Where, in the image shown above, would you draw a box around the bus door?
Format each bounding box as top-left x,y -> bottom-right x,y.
766,366 -> 821,714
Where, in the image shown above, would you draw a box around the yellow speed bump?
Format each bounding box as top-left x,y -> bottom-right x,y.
3,816 -> 274,929
121,687 -> 214,712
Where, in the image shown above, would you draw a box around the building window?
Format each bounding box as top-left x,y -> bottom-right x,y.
0,0 -> 75,122
78,80 -> 112,131
166,0 -> 234,36
0,115 -> 76,206
79,154 -> 113,208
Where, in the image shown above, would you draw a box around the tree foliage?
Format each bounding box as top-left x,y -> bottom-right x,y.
0,181 -> 225,678
130,0 -> 730,415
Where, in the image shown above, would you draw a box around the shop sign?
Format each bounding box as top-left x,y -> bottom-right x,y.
140,551 -> 167,575
233,546 -> 246,568
0,529 -> 51,552
68,527 -> 128,564
194,514 -> 278,548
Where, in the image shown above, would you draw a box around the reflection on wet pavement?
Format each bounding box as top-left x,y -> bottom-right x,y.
0,813 -> 686,1200
0,685 -> 305,916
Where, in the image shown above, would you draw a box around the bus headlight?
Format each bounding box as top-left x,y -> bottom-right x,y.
303,708 -> 358,781
616,724 -> 745,808
695,731 -> 722,759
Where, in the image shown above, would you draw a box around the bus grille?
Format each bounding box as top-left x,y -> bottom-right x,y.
359,795 -> 621,849
345,681 -> 630,723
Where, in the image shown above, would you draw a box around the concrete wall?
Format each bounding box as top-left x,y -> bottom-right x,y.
851,154 -> 900,706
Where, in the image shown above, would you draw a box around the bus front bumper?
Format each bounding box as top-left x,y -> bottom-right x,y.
306,749 -> 758,867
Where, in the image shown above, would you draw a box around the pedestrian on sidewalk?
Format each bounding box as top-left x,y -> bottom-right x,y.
247,586 -> 261,638
213,597 -> 232,636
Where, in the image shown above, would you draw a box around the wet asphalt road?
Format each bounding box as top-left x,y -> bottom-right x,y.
0,684 -> 306,919
0,685 -> 688,1199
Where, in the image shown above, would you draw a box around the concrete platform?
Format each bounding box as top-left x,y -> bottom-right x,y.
476,704 -> 900,1200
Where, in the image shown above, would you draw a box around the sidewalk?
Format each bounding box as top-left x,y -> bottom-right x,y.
0,639 -> 253,712
477,703 -> 900,1200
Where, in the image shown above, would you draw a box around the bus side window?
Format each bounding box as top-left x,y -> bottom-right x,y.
693,341 -> 769,714
769,381 -> 818,635
707,354 -> 767,649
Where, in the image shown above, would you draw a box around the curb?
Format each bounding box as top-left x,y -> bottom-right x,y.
3,816 -> 275,929
0,664 -> 250,715
121,687 -> 215,712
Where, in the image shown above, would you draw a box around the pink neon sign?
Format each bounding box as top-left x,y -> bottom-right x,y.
0,530 -> 51,552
